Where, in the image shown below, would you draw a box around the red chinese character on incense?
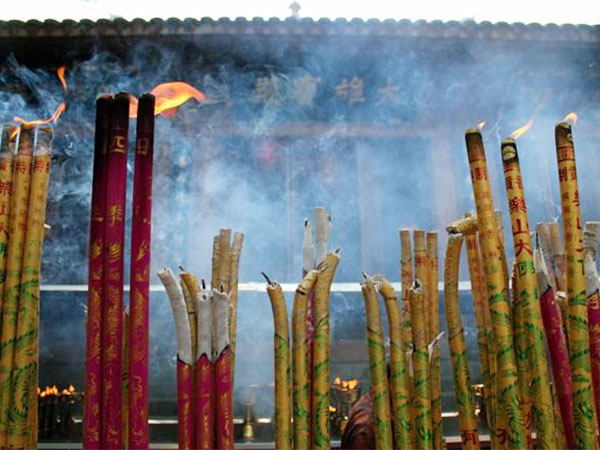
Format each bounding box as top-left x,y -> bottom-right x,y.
515,238 -> 533,256
509,197 -> 527,214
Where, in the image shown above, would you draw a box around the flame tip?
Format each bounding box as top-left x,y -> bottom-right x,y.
563,112 -> 578,125
510,118 -> 534,140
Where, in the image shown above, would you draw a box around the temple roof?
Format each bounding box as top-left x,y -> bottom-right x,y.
1,17 -> 599,42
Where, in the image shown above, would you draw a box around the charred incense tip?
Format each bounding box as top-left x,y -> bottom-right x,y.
219,283 -> 225,293
362,272 -> 369,280
178,265 -> 186,273
556,121 -> 572,132
465,127 -> 481,136
304,218 -> 309,227
413,279 -> 423,291
201,279 -> 206,290
261,272 -> 273,286
501,138 -> 519,163
96,93 -> 113,101
334,247 -> 341,255
501,138 -> 516,146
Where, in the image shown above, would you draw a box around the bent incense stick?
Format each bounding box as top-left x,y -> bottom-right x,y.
409,281 -> 432,450
501,138 -> 557,449
465,128 -> 525,449
8,126 -> 53,449
555,121 -> 599,448
311,249 -> 340,450
360,275 -> 393,450
128,93 -> 154,450
195,284 -> 214,450
535,249 -> 575,449
444,234 -> 479,450
292,269 -> 319,450
101,93 -> 130,449
0,124 -> 34,448
377,276 -> 411,449
158,267 -> 194,450
266,277 -> 292,450
0,124 -> 17,312
83,95 -> 112,450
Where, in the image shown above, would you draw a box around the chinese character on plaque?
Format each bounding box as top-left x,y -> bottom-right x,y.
335,76 -> 365,106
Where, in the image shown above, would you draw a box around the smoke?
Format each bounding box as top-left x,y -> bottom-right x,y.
1,26 -> 599,417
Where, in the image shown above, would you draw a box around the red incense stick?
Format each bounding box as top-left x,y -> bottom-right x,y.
177,359 -> 196,450
101,93 -> 129,449
83,94 -> 112,450
128,93 -> 155,449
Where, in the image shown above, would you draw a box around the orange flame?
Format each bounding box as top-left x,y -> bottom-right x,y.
563,112 -> 578,125
347,379 -> 359,390
61,388 -> 70,395
13,101 -> 66,127
57,66 -> 67,91
510,119 -> 534,140
329,406 -> 337,413
333,376 -> 341,385
68,384 -> 76,393
477,121 -> 486,130
40,392 -> 47,398
129,82 -> 207,118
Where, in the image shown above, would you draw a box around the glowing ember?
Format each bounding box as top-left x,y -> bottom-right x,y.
477,120 -> 486,130
347,379 -> 358,390
129,81 -> 207,118
333,376 -> 342,385
68,384 -> 76,393
510,119 -> 534,140
563,112 -> 578,125
329,406 -> 337,413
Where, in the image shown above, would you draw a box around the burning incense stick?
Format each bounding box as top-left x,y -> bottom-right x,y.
555,121 -> 599,448
465,128 -> 525,448
217,229 -> 232,292
426,232 -> 442,450
399,229 -> 413,354
195,284 -> 214,450
446,214 -> 478,235
158,267 -> 194,450
377,276 -> 411,449
8,126 -> 53,449
180,274 -> 198,363
549,221 -> 566,293
0,125 -> 16,311
311,249 -> 340,450
101,93 -> 130,449
534,249 -> 575,449
444,233 -> 479,450
413,230 -> 429,340
501,138 -> 557,448
0,124 -> 34,448
292,269 -> 319,450
213,289 -> 234,450
266,277 -> 292,450
84,94 -> 112,450
360,275 -> 393,450
583,222 -> 600,436
409,281 -> 432,450
211,236 -> 219,290
122,307 -> 130,449
229,231 -> 244,373
127,93 -> 154,450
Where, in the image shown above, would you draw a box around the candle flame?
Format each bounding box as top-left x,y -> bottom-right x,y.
129,82 -> 207,118
563,112 -> 578,125
510,119 -> 534,140
477,120 -> 486,130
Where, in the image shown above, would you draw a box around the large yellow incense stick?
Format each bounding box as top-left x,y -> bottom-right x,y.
426,232 -> 442,450
311,250 -> 340,450
292,269 -> 319,450
0,124 -> 34,448
555,122 -> 599,448
228,231 -> 244,373
413,230 -> 429,340
217,229 -> 232,292
409,281 -> 432,450
465,128 -> 526,449
444,234 -> 480,450
361,276 -> 393,450
0,125 -> 16,313
501,138 -> 557,449
400,229 -> 414,353
211,235 -> 220,290
266,278 -> 292,450
377,276 -> 411,449
8,125 -> 52,449
180,273 -> 198,363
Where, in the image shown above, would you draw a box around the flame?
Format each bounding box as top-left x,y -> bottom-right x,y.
347,379 -> 358,390
68,384 -> 76,393
477,121 -> 486,130
329,406 -> 337,413
333,376 -> 342,385
510,119 -> 534,140
40,392 -> 47,398
563,112 -> 578,125
13,101 -> 66,127
129,82 -> 207,118
61,388 -> 70,395
57,66 -> 67,91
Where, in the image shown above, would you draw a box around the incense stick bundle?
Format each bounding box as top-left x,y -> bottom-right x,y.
501,138 -> 557,449
8,126 -> 53,449
213,289 -> 234,450
534,249 -> 575,449
311,249 -> 340,450
555,121 -> 599,448
127,93 -> 154,450
266,279 -> 292,450
377,276 -> 411,449
399,229 -> 414,354
0,124 -> 33,448
101,93 -> 130,449
549,221 -> 566,293
292,269 -> 319,450
465,128 -> 525,448
361,276 -> 393,450
195,285 -> 214,450
158,267 -> 194,450
83,95 -> 112,449
0,125 -> 16,310
426,232 -> 442,450
444,234 -> 479,450
409,281 -> 432,450
583,222 -> 600,436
